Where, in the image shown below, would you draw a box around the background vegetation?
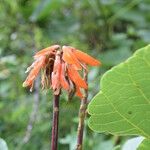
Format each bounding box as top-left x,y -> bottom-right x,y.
0,0 -> 150,149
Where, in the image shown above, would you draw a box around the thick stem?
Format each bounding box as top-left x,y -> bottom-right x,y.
51,94 -> 60,150
76,69 -> 88,150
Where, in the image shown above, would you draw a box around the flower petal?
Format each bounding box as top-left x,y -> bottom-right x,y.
62,46 -> 82,70
23,56 -> 46,88
75,86 -> 83,99
69,46 -> 101,66
60,62 -> 70,90
67,65 -> 87,89
51,51 -> 61,94
34,45 -> 60,59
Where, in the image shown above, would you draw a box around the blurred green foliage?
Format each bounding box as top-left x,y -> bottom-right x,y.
0,0 -> 150,150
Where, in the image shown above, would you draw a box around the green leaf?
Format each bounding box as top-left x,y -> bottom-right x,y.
88,45 -> 150,138
137,139 -> 150,150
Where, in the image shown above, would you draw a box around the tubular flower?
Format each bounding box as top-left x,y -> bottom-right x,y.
34,45 -> 60,59
51,51 -> 62,95
23,45 -> 60,91
62,46 -> 101,68
23,45 -> 101,99
62,46 -> 101,98
23,56 -> 46,91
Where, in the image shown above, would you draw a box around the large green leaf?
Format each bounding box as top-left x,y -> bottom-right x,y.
88,45 -> 150,138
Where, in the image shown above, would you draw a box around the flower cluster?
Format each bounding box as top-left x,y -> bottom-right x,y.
23,45 -> 101,98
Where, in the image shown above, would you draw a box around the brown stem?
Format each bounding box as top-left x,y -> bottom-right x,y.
51,94 -> 60,150
76,69 -> 88,150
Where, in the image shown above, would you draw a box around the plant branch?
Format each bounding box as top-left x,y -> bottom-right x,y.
51,94 -> 60,150
76,69 -> 88,150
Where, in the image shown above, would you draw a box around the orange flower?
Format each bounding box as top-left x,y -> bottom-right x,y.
23,45 -> 101,99
34,45 -> 60,59
67,64 -> 87,89
23,45 -> 60,91
51,51 -> 62,95
62,45 -> 101,98
23,56 -> 47,91
60,61 -> 69,90
62,46 -> 101,67
75,86 -> 83,99
62,46 -> 82,70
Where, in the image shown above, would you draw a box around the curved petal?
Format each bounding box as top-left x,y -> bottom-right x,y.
62,46 -> 82,70
67,65 -> 87,89
34,45 -> 60,59
51,51 -> 61,94
69,46 -> 101,66
75,86 -> 83,99
60,62 -> 70,90
23,56 -> 46,88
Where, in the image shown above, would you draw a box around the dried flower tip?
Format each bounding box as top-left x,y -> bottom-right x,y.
34,45 -> 60,59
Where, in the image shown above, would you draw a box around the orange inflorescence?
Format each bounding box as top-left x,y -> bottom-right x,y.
23,45 -> 101,99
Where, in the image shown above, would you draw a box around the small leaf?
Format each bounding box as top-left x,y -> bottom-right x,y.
88,45 -> 150,138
